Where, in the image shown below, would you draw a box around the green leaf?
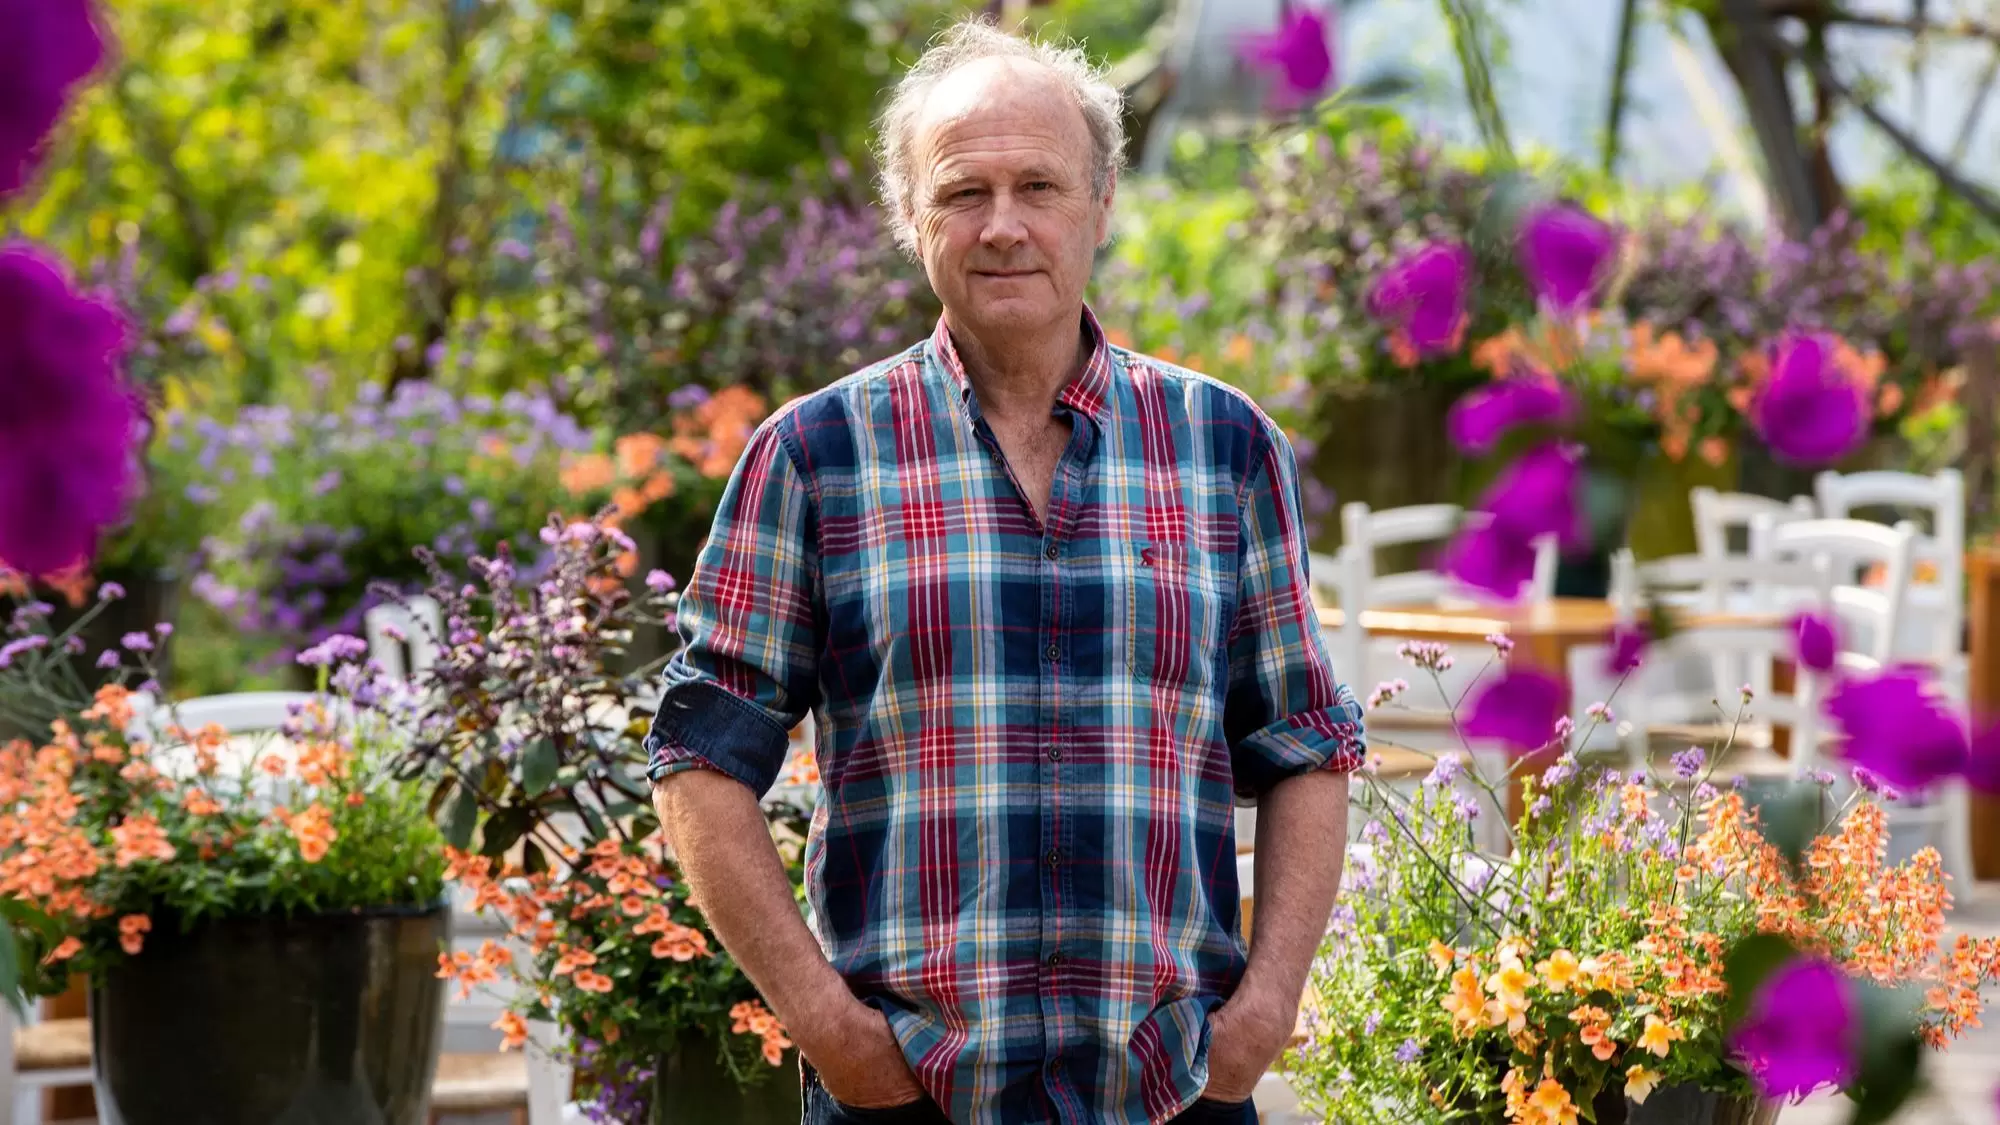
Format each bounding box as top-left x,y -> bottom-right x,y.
440,782 -> 481,851
1720,933 -> 1799,1030
480,805 -> 531,857
522,840 -> 547,877
1760,782 -> 1828,874
521,738 -> 559,798
1844,982 -> 1926,1125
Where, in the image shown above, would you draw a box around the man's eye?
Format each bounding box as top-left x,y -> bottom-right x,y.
1025,182 -> 1053,192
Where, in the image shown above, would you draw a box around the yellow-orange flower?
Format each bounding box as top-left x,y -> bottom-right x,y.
1625,1065 -> 1660,1105
1443,966 -> 1487,1036
1638,1014 -> 1681,1058
1537,950 -> 1582,992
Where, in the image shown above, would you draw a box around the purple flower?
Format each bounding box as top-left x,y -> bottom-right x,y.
0,0 -> 106,196
1823,667 -> 1968,793
1365,242 -> 1471,361
1672,747 -> 1707,780
1239,5 -> 1336,110
296,633 -> 369,668
0,243 -> 139,577
119,631 -> 153,652
1969,718 -> 2000,797
0,635 -> 48,667
94,649 -> 119,669
1394,1038 -> 1421,1063
1481,442 -> 1587,550
1461,667 -> 1567,753
96,580 -> 125,601
1446,376 -> 1575,456
1789,610 -> 1839,673
1730,956 -> 1858,1098
1440,520 -> 1542,600
1604,622 -> 1649,676
1363,1011 -> 1381,1035
1752,332 -> 1869,466
1517,203 -> 1618,311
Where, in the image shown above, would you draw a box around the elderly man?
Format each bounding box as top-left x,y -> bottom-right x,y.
647,18 -> 1362,1125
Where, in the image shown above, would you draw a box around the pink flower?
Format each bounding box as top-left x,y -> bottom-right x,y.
1823,667 -> 1968,793
0,242 -> 139,576
1439,520 -> 1542,601
1517,203 -> 1618,311
1446,375 -> 1575,456
0,0 -> 106,196
1461,667 -> 1567,753
1788,610 -> 1839,673
1365,242 -> 1471,361
1238,6 -> 1336,111
1729,956 -> 1858,1099
1751,332 -> 1870,466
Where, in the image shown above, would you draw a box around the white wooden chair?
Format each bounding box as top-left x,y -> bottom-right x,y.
1813,469 -> 1967,697
364,595 -> 445,682
1611,553 -> 1839,775
1761,515 -> 1971,882
1690,488 -> 1817,582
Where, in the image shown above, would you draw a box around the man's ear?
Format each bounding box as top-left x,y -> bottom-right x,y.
1095,170 -> 1118,248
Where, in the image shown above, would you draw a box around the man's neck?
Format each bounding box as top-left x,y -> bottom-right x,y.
948,311 -> 1090,427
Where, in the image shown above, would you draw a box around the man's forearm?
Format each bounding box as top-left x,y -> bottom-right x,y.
1238,768 -> 1349,1015
654,769 -> 860,1058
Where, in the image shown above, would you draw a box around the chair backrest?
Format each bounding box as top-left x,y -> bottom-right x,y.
1340,502 -> 1556,609
1622,621 -> 1826,773
1813,469 -> 1965,664
364,595 -> 444,681
1761,517 -> 1918,666
1691,487 -> 1816,567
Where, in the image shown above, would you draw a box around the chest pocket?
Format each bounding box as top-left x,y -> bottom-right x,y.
1126,541 -> 1234,688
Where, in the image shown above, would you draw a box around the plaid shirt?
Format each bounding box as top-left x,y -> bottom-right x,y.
646,310 -> 1363,1124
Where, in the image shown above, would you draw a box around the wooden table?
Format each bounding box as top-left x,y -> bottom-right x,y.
1319,598 -> 1779,820
1965,546 -> 2000,881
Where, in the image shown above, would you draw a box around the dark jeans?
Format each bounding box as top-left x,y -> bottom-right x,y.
800,1062 -> 1257,1124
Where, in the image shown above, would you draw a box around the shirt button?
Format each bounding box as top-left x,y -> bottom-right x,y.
1047,952 -> 1064,967
1044,543 -> 1058,560
1045,643 -> 1060,661
1047,745 -> 1063,762
1045,848 -> 1061,866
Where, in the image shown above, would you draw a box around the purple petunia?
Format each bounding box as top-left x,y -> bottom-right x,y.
1239,5 -> 1336,111
0,244 -> 140,577
1752,332 -> 1870,466
1969,719 -> 2000,798
1730,956 -> 1859,1099
1439,519 -> 1542,600
1823,667 -> 1968,793
0,0 -> 106,196
1365,241 -> 1472,361
1789,609 -> 1840,673
1517,203 -> 1618,311
1482,442 -> 1587,550
1604,622 -> 1650,677
1461,666 -> 1567,753
1445,375 -> 1575,456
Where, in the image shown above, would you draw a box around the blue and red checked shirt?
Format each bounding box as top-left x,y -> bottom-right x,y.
645,310 -> 1364,1125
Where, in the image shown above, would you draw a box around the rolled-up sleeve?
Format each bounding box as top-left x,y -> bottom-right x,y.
1222,423 -> 1365,798
645,416 -> 821,799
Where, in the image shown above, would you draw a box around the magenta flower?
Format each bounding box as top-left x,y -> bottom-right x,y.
1239,6 -> 1336,111
0,0 -> 106,196
1446,375 -> 1575,456
1517,203 -> 1618,311
1967,718 -> 2000,797
1752,332 -> 1870,466
1439,520 -> 1542,600
1481,442 -> 1587,550
0,242 -> 138,577
1730,956 -> 1858,1098
1789,610 -> 1840,673
1604,622 -> 1649,677
1365,242 -> 1471,362
1823,667 -> 1968,793
1461,667 -> 1567,753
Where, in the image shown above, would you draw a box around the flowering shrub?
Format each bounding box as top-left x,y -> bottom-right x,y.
1290,646 -> 2000,1123
403,516 -> 806,1119
0,592 -> 446,994
190,382 -> 596,667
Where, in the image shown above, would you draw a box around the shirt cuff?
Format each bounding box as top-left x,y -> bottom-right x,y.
643,678 -> 792,798
1229,685 -> 1367,798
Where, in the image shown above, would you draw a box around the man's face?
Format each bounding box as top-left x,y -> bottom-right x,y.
908,59 -> 1113,340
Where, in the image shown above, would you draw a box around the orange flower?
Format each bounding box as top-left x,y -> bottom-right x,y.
181,789 -> 222,816
43,936 -> 82,965
552,946 -> 598,976
493,1010 -> 529,1050
615,433 -> 669,479
118,913 -> 151,955
110,814 -> 176,867
1638,1015 -> 1682,1058
286,803 -> 337,863
573,969 -> 614,994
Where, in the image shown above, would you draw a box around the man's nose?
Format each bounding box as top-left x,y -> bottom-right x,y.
980,191 -> 1029,248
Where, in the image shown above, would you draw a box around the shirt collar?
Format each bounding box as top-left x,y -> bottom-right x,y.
930,305 -> 1116,424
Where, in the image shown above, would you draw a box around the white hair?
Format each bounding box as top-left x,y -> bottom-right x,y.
874,17 -> 1126,257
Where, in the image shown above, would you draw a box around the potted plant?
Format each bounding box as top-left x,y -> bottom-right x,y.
0,591 -> 450,1125
401,516 -> 811,1123
1285,641 -> 2000,1123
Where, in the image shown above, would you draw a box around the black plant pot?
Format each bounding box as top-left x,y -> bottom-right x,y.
90,902 -> 449,1125
1590,1084 -> 1776,1125
650,1039 -> 800,1125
